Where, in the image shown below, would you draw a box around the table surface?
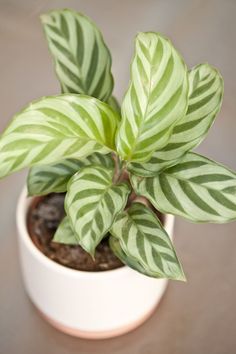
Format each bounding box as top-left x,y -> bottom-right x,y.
0,1 -> 236,353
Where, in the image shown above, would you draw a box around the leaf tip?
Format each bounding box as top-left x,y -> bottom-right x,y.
39,13 -> 49,24
175,270 -> 187,282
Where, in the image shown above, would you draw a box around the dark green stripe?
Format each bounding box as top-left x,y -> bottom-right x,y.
148,85 -> 183,125
71,103 -> 103,142
145,233 -> 170,248
86,39 -> 99,90
51,38 -> 74,63
173,116 -> 207,134
76,201 -> 98,218
136,231 -> 148,264
71,188 -> 102,203
92,65 -> 107,99
60,15 -> 69,39
158,174 -> 185,212
46,24 -> 62,37
150,55 -> 174,103
208,190 -> 236,211
166,160 -> 207,173
104,192 -> 115,210
75,19 -> 84,67
178,180 -> 219,215
187,92 -> 215,114
189,174 -> 234,184
79,173 -> 108,185
58,60 -> 83,91
190,77 -> 215,99
151,248 -> 164,273
94,211 -> 104,232
31,140 -> 60,164
161,142 -> 187,152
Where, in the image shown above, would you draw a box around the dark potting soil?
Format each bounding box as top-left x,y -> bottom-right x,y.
27,193 -> 124,271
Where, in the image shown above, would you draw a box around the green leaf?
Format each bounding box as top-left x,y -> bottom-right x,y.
116,32 -> 188,162
107,96 -> 121,115
27,153 -> 114,196
110,203 -> 185,280
109,236 -> 158,277
0,94 -> 119,178
128,63 -> 223,176
65,165 -> 131,256
131,153 -> 236,223
41,9 -> 114,101
53,216 -> 78,245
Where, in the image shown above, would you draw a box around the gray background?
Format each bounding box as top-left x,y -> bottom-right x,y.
0,0 -> 236,353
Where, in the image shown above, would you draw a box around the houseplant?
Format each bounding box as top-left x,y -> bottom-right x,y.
0,8 -> 235,338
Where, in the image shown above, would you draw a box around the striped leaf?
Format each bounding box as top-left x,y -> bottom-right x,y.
131,153 -> 236,223
110,203 -> 185,280
27,153 -> 114,196
128,63 -> 223,176
107,96 -> 121,115
109,236 -> 157,277
0,95 -> 119,178
41,9 -> 113,101
53,216 -> 78,245
116,32 -> 188,162
65,165 -> 131,256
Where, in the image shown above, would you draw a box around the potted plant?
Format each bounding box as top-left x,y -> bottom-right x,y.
0,8 -> 234,339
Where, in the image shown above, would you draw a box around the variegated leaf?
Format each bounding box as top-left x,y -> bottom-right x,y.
65,165 -> 131,256
0,95 -> 119,178
131,153 -> 236,223
109,236 -> 156,276
116,32 -> 188,162
128,63 -> 223,176
41,9 -> 113,101
27,153 -> 114,196
110,203 -> 185,280
107,96 -> 121,115
53,216 -> 78,245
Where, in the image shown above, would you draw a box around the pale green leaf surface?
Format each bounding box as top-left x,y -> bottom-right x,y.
110,203 -> 185,280
128,63 -> 223,176
131,153 -> 236,223
27,153 -> 114,196
0,95 -> 119,178
41,9 -> 113,101
53,216 -> 78,245
65,165 -> 131,256
109,236 -> 159,277
116,32 -> 188,162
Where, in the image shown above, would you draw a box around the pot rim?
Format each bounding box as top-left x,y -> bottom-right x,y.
16,186 -> 175,280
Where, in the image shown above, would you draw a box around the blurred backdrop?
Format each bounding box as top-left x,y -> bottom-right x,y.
0,1 -> 236,353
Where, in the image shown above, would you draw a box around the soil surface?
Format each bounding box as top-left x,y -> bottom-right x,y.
27,193 -> 123,271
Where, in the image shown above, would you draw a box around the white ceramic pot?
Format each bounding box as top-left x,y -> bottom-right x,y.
16,187 -> 175,339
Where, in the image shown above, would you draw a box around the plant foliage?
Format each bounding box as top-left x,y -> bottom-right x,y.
0,9 -> 233,281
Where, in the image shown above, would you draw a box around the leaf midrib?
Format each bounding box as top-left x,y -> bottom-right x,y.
52,21 -> 86,92
127,50 -> 156,161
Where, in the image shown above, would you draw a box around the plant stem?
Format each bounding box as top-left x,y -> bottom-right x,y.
112,154 -> 129,184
